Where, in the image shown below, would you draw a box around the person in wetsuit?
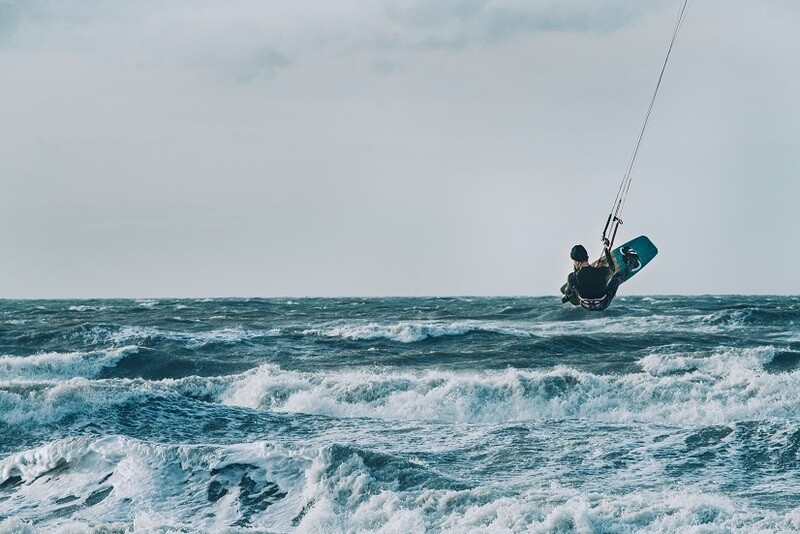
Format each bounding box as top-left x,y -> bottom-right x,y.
561,244 -> 625,311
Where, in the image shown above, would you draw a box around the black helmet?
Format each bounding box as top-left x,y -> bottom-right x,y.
570,244 -> 589,262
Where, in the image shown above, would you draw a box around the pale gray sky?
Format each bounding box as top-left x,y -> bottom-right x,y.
1,0 -> 798,298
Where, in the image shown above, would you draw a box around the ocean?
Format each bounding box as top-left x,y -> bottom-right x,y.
1,296 -> 799,533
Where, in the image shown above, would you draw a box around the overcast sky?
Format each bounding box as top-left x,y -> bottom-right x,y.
1,0 -> 798,298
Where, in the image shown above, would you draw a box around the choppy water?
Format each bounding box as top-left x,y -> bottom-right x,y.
1,296 -> 800,532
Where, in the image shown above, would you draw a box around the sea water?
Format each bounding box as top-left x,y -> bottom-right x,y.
1,296 -> 799,533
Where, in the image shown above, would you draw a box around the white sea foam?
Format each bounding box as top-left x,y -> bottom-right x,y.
222,347 -> 800,427
0,346 -> 137,381
0,436 -> 309,532
304,321 -> 533,343
67,305 -> 107,312
5,346 -> 792,430
2,429 -> 799,532
639,346 -> 776,376
301,312 -> 739,344
293,444 -> 800,533
0,374 -> 232,428
0,378 -> 132,427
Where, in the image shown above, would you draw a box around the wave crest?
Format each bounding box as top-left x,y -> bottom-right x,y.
0,436 -> 309,531
222,349 -> 800,426
304,321 -> 533,343
0,346 -> 138,381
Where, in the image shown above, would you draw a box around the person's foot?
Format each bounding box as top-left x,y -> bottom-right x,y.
621,246 -> 640,271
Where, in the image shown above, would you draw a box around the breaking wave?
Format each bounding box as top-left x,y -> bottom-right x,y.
221,346 -> 800,426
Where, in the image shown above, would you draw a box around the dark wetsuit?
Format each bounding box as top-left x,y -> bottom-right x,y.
562,250 -> 625,311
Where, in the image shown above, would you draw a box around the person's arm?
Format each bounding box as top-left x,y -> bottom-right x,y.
592,249 -> 613,268
603,247 -> 615,270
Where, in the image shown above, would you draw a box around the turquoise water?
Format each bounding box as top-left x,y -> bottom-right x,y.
1,296 -> 800,532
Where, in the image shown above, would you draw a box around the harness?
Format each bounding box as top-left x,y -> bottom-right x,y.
579,296 -> 608,311
574,268 -> 610,312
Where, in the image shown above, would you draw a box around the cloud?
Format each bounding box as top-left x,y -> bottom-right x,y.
3,0 -> 800,296
0,0 -> 296,83
0,0 -> 136,38
182,43 -> 292,84
385,0 -> 672,50
228,47 -> 291,83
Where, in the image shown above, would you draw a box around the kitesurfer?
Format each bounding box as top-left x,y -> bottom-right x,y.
561,243 -> 626,311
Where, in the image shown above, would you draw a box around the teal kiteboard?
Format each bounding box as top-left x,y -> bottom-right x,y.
559,235 -> 657,297
611,235 -> 658,284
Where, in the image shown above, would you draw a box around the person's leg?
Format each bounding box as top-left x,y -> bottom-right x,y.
562,272 -> 581,305
602,270 -> 625,306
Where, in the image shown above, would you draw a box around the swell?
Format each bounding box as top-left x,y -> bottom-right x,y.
3,344 -> 798,432
1,321 -> 757,382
